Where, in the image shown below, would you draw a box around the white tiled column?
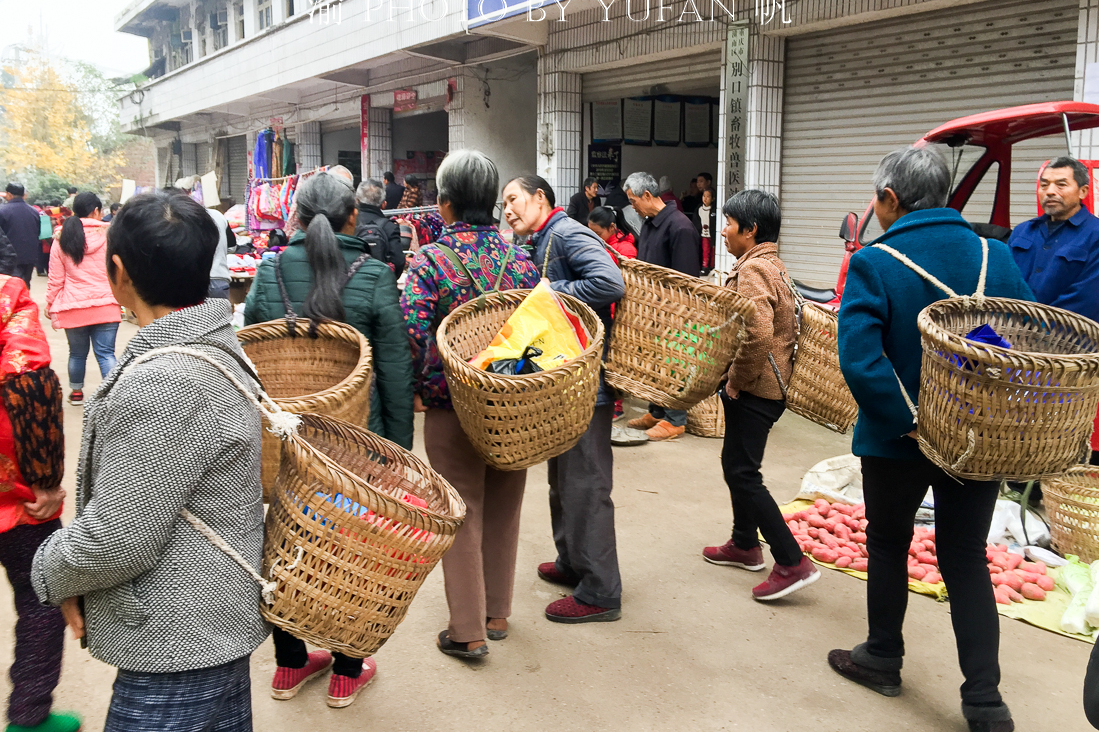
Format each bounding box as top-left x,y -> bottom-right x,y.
1075,0 -> 1099,158
537,55 -> 582,198
448,74 -> 466,152
368,106 -> 392,179
746,28 -> 785,196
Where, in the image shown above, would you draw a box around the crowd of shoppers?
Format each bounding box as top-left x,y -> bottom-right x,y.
2,140 -> 1096,732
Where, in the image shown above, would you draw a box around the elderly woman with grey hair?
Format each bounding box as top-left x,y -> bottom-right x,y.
354,177 -> 406,276
829,145 -> 1033,732
401,150 -> 541,659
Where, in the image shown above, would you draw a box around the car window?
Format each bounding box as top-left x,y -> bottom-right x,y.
859,206 -> 883,245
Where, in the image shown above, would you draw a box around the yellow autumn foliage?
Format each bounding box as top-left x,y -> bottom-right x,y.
0,60 -> 125,190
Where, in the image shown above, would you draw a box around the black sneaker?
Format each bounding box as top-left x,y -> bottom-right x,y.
68,390 -> 84,405
963,703 -> 1014,732
827,649 -> 901,697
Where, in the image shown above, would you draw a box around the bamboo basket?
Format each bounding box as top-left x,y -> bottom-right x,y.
686,393 -> 725,437
606,259 -> 755,411
785,302 -> 859,434
1043,465 -> 1099,563
237,320 -> 372,499
916,297 -> 1099,481
437,289 -> 604,470
263,414 -> 465,657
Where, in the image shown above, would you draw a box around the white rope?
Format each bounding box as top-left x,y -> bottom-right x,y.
180,508 -> 277,605
117,345 -> 304,606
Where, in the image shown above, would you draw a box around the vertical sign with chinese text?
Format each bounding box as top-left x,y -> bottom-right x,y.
718,25 -> 749,219
360,95 -> 370,181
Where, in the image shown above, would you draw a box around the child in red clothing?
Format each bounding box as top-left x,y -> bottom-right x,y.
587,206 -> 636,259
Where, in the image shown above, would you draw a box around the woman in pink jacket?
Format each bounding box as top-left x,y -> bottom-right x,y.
46,192 -> 120,405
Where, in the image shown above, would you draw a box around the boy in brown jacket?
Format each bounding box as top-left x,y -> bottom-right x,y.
702,189 -> 820,601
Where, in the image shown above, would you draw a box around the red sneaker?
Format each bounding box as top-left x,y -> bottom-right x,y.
537,562 -> 579,587
326,658 -> 377,708
545,596 -> 621,624
702,540 -> 766,571
752,557 -> 821,601
271,650 -> 333,700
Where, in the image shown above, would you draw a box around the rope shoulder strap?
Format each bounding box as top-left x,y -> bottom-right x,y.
113,345 -> 301,605
274,248 -> 375,335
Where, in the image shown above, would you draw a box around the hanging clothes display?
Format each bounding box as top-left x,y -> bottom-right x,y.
282,140 -> 296,176
271,134 -> 284,180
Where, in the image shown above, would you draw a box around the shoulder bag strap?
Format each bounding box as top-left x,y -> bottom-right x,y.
273,251 -> 300,336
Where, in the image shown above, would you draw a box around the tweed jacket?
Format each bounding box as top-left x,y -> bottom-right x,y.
723,242 -> 796,401
32,299 -> 270,673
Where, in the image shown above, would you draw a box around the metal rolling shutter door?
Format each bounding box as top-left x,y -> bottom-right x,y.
581,49 -> 723,103
779,0 -> 1077,286
227,135 -> 248,203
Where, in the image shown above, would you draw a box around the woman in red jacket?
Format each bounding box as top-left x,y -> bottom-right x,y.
0,275 -> 76,732
587,206 -> 636,259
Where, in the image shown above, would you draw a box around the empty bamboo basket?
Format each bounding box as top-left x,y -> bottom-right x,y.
916,298 -> 1099,481
237,320 -> 372,499
437,289 -> 604,470
785,303 -> 859,434
1043,466 -> 1099,563
263,414 -> 465,657
605,259 -> 755,411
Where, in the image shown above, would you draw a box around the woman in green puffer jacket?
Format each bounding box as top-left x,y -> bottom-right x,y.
243,172 -> 414,709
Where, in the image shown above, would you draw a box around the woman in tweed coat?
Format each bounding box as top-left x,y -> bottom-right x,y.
31,191 -> 269,732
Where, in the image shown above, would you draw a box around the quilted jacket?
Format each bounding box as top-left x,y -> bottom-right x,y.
46,219 -> 120,330
32,299 -> 270,673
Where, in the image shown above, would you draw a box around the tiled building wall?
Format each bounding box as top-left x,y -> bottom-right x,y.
368,107 -> 392,180
536,58 -> 583,197
297,121 -> 322,171
746,30 -> 784,195
1076,0 -> 1099,158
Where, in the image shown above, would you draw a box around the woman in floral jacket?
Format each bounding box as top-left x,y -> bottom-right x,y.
401,150 -> 540,659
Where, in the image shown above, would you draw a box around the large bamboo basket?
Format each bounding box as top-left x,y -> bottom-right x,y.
606,259 -> 755,411
686,393 -> 725,438
785,303 -> 859,434
237,320 -> 372,499
263,414 -> 465,658
437,289 -> 605,470
916,298 -> 1099,481
1043,465 -> 1099,563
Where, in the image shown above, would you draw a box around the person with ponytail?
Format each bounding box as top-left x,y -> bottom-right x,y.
45,192 -> 120,406
587,205 -> 637,259
244,171 -> 413,708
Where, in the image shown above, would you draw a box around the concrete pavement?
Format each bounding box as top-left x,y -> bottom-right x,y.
0,284 -> 1092,731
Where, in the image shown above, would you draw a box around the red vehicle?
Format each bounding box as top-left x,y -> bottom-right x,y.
793,101 -> 1099,311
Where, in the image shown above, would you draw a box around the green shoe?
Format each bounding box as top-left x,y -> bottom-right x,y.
6,712 -> 82,732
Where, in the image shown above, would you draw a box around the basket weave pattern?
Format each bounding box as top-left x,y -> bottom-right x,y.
686,393 -> 725,437
1043,466 -> 1099,563
437,290 -> 605,471
605,259 -> 755,411
263,414 -> 465,657
916,298 -> 1099,481
785,303 -> 858,434
237,320 -> 373,497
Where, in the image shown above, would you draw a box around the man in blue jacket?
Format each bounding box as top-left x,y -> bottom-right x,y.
831,146 -> 1032,732
503,174 -> 626,624
0,184 -> 45,288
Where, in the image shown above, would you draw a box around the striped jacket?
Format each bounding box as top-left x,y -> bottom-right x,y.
32,299 -> 270,673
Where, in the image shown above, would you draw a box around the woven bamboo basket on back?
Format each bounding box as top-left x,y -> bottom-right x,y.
1042,465 -> 1099,563
605,259 -> 755,411
437,289 -> 605,470
784,302 -> 859,434
916,298 -> 1099,481
263,414 -> 465,657
237,320 -> 372,499
686,393 -> 725,437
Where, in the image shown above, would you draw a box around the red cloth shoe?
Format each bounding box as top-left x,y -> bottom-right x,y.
271,650 -> 333,700
752,557 -> 821,601
326,658 -> 377,708
537,562 -> 579,587
702,540 -> 766,571
545,596 -> 621,624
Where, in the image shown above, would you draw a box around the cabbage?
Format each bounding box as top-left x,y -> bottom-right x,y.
1065,589 -> 1095,635
1057,555 -> 1093,596
1086,563 -> 1099,629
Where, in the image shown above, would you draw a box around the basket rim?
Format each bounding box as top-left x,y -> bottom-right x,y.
435,288 -> 606,383
285,413 -> 466,532
238,319 -> 373,407
620,257 -> 738,301
917,297 -> 1099,366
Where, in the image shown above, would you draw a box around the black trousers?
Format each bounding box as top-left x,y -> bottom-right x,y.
272,627 -> 361,678
13,263 -> 33,290
861,455 -> 1002,706
548,404 -> 621,609
720,390 -> 801,567
1091,451 -> 1098,467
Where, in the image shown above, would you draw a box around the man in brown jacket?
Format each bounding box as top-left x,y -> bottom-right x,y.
701,190 -> 820,601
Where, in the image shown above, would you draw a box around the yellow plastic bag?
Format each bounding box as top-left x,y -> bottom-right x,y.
471,280 -> 584,371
